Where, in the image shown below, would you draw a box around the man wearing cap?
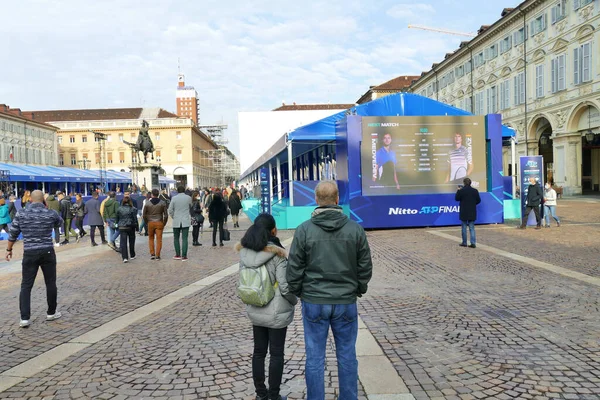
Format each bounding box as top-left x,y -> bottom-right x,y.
5,190 -> 64,328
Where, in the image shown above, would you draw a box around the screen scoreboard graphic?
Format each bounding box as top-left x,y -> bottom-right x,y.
361,116 -> 488,196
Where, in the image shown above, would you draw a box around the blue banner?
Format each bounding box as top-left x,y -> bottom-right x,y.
519,155 -> 544,226
260,167 -> 271,214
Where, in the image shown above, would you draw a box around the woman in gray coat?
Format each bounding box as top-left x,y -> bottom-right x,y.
236,214 -> 296,400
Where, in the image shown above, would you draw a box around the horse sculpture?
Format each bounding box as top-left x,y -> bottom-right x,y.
124,120 -> 155,164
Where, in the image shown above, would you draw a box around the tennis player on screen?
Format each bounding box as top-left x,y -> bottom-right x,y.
445,133 -> 473,183
374,133 -> 400,190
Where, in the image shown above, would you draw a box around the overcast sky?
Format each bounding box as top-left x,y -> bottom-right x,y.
1,0 -> 521,158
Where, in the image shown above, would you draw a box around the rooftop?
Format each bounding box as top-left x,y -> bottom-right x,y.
25,107 -> 179,123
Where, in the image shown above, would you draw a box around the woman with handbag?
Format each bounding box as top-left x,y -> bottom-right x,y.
237,213 -> 296,400
191,191 -> 204,246
115,195 -> 138,263
229,190 -> 243,228
208,192 -> 227,247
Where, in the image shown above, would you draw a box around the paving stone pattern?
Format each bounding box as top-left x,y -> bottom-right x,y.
0,275 -> 368,399
0,217 -> 293,375
361,214 -> 600,400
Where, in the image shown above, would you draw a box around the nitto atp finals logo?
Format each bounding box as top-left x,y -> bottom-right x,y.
388,206 -> 460,215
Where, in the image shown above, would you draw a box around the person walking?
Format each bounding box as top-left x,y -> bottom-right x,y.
287,181 -> 373,400
84,192 -> 107,246
168,186 -> 192,261
237,213 -> 296,400
543,182 -> 561,227
519,177 -> 543,229
115,195 -> 138,263
229,189 -> 243,228
138,192 -> 151,236
45,193 -> 61,247
73,193 -> 87,238
5,190 -> 64,328
103,191 -> 120,251
142,189 -> 168,260
0,198 -> 11,234
455,177 -> 481,248
58,192 -> 78,245
208,192 -> 227,247
190,191 -> 204,246
203,189 -> 214,228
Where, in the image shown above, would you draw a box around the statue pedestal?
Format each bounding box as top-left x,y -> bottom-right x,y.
135,164 -> 161,191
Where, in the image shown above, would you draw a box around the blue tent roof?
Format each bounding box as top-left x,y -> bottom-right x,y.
287,93 -> 516,141
0,163 -> 134,183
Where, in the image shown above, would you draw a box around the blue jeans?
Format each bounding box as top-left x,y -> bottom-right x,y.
302,300 -> 358,400
544,205 -> 560,225
107,218 -> 120,243
461,220 -> 476,245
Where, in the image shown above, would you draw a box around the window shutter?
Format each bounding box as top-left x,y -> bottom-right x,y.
583,43 -> 591,82
542,13 -> 547,30
514,77 -> 518,105
558,55 -> 566,91
574,0 -> 580,10
552,6 -> 557,24
574,48 -> 580,85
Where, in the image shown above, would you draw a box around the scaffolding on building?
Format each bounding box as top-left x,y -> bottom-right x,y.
197,124 -> 240,187
90,131 -> 108,192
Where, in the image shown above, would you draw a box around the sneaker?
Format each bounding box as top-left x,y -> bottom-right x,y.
19,319 -> 30,328
469,244 -> 476,248
101,241 -> 108,245
212,243 -> 217,247
181,257 -> 188,262
150,255 -> 156,260
459,243 -> 468,247
155,256 -> 161,261
123,259 -> 128,263
130,256 -> 136,260
54,243 -> 61,248
219,243 -> 224,247
91,242 -> 98,247
557,221 -> 560,227
535,226 -> 542,230
46,312 -> 62,321
173,256 -> 182,260
75,235 -> 80,243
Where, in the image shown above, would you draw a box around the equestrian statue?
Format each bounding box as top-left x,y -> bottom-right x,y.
124,120 -> 155,164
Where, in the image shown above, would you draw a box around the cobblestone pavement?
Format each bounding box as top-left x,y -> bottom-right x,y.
1,198 -> 599,399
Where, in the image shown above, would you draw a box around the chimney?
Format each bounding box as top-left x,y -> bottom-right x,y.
8,108 -> 22,116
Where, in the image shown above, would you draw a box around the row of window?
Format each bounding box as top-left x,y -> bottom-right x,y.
0,144 -> 51,164
57,132 -> 182,145
436,41 -> 592,114
0,121 -> 54,140
57,150 -> 177,166
422,0 -> 596,96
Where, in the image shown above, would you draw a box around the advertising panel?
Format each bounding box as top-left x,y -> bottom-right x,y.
361,116 -> 487,196
519,155 -> 544,226
259,167 -> 271,214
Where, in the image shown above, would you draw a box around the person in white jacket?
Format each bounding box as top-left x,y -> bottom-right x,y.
543,183 -> 561,227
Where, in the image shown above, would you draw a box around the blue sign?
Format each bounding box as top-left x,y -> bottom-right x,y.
260,167 -> 271,215
519,155 -> 544,226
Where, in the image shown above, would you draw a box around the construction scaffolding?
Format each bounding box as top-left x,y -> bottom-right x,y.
197,124 -> 240,187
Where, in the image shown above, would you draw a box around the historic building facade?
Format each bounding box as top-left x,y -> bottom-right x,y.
410,0 -> 600,195
0,105 -> 59,165
28,107 -> 229,189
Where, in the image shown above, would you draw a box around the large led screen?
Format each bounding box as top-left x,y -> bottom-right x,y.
361,116 -> 487,196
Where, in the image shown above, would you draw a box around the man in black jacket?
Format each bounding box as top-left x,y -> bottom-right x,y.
455,177 -> 481,248
58,193 -> 78,245
520,177 -> 543,229
287,181 -> 372,400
